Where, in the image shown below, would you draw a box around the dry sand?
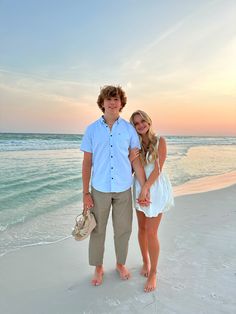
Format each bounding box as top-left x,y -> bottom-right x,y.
0,179 -> 235,314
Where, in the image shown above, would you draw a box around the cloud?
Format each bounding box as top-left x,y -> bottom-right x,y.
0,67 -> 98,105
191,36 -> 236,96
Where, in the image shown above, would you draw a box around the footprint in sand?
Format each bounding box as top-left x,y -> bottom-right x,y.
105,297 -> 121,307
173,283 -> 185,290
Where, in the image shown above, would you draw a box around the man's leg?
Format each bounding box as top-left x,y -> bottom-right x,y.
112,188 -> 133,279
89,188 -> 112,285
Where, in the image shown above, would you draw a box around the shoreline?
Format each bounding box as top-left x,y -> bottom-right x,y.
173,170 -> 236,197
0,184 -> 235,313
0,171 -> 236,259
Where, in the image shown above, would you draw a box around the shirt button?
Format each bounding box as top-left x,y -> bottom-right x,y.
110,134 -> 112,137
111,156 -> 113,158
111,167 -> 113,169
111,145 -> 113,147
112,177 -> 114,179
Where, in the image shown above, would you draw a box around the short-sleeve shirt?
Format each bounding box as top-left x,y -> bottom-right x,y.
80,116 -> 140,193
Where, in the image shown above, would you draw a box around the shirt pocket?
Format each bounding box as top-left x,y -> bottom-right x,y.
116,132 -> 130,152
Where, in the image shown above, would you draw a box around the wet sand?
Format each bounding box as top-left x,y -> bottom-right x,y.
0,179 -> 235,313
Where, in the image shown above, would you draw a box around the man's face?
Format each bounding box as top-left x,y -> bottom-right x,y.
103,96 -> 122,115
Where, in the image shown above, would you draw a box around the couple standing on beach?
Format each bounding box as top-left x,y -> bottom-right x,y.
81,85 -> 174,292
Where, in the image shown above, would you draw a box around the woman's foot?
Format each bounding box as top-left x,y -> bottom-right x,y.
91,266 -> 104,286
116,263 -> 131,280
140,262 -> 150,277
144,271 -> 157,292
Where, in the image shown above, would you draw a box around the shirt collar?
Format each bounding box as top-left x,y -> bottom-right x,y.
100,116 -> 121,125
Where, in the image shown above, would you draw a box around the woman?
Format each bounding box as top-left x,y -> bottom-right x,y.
129,110 -> 174,292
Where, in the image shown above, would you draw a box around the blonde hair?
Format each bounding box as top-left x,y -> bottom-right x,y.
130,110 -> 158,165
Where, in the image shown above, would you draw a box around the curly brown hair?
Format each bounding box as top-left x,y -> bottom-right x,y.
97,85 -> 127,113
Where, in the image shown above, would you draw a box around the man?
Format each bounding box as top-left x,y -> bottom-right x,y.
81,85 -> 148,286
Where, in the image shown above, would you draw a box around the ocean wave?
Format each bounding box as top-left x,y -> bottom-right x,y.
1,133 -> 236,152
0,133 -> 83,152
0,191 -> 82,232
0,133 -> 236,257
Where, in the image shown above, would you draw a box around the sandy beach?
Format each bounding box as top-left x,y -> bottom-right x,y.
0,181 -> 235,314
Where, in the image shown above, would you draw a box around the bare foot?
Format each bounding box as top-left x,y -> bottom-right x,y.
140,263 -> 150,277
144,272 -> 157,292
91,266 -> 104,286
116,264 -> 131,280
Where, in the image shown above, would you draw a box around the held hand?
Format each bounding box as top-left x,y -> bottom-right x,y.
137,186 -> 151,207
137,198 -> 151,207
129,148 -> 140,163
83,193 -> 94,214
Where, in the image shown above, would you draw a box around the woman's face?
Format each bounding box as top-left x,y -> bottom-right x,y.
133,114 -> 150,135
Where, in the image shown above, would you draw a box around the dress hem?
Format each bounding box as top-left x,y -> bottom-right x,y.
135,204 -> 173,218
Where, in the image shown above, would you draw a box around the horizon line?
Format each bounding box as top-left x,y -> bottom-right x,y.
0,131 -> 235,137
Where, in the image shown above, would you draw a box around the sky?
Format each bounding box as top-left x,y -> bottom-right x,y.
0,0 -> 235,135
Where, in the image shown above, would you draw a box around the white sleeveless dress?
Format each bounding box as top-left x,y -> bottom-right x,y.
133,137 -> 174,217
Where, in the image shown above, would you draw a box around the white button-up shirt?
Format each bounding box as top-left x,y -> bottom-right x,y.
80,116 -> 140,193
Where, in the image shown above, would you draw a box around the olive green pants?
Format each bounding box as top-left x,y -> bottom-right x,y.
89,187 -> 133,266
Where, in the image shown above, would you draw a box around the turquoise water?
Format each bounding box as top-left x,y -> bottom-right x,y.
0,133 -> 236,256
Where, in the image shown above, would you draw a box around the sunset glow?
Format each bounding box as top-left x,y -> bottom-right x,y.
0,0 -> 235,135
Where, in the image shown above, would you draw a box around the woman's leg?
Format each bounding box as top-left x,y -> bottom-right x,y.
136,210 -> 150,276
145,213 -> 163,292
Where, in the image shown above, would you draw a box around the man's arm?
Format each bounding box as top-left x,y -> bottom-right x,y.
82,152 -> 94,213
129,148 -> 140,163
132,157 -> 146,186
